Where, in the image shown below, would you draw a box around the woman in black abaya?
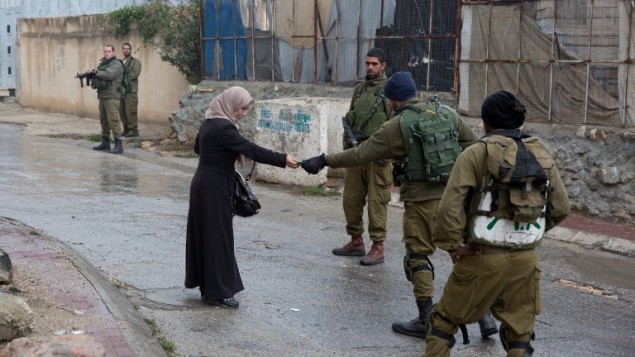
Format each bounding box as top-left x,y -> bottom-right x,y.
184,86 -> 300,308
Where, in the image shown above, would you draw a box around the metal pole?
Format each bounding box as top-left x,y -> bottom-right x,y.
314,0 -> 318,84
233,0 -> 238,80
199,0 -> 205,81
454,0 -> 463,101
622,0 -> 634,127
335,1 -> 339,84
356,0 -> 361,80
516,1 -> 523,95
271,0 -> 275,82
548,0 -> 557,123
251,0 -> 255,81
583,0 -> 596,124
426,0 -> 435,91
216,0 -> 221,80
485,0 -> 493,98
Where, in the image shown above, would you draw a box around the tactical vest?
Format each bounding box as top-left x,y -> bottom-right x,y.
396,102 -> 462,184
468,129 -> 553,249
91,58 -> 115,90
344,84 -> 387,147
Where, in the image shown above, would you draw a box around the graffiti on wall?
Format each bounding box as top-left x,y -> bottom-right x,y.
258,107 -> 311,134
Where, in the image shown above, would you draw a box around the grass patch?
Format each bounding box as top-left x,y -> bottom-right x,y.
144,318 -> 177,355
88,134 -> 103,142
142,137 -> 198,158
303,186 -> 340,197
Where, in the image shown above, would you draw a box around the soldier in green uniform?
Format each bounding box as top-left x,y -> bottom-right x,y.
120,42 -> 142,137
334,47 -> 393,265
302,72 -> 497,339
423,91 -> 571,357
92,44 -> 125,154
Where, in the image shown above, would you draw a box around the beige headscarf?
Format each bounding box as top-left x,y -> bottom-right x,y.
204,86 -> 253,165
204,86 -> 253,128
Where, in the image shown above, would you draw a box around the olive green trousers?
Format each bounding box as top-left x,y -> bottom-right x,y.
423,249 -> 540,357
99,98 -> 122,138
342,162 -> 392,241
120,91 -> 139,133
402,200 -> 439,300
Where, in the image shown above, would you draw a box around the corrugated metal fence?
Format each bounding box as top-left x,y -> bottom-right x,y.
200,0 -> 634,127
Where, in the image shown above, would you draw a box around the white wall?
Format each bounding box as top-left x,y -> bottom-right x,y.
253,97 -> 349,186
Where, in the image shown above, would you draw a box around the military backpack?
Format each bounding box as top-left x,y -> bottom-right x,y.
394,98 -> 462,185
468,129 -> 554,249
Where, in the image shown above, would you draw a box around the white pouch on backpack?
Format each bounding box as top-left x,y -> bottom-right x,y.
470,182 -> 547,248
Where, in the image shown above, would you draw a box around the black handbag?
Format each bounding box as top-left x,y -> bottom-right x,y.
233,163 -> 261,217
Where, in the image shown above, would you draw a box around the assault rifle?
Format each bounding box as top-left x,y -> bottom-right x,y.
341,116 -> 359,147
75,70 -> 96,88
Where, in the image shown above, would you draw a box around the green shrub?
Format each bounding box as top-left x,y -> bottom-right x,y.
102,0 -> 201,83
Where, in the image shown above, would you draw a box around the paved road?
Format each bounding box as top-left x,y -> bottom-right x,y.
0,121 -> 634,357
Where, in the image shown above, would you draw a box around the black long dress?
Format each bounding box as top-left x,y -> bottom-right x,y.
184,118 -> 287,300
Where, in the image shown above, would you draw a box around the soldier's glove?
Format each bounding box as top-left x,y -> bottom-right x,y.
301,154 -> 327,175
448,246 -> 480,264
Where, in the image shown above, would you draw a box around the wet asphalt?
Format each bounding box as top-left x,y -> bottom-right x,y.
0,123 -> 634,357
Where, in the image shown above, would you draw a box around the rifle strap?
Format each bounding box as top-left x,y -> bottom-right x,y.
354,86 -> 385,137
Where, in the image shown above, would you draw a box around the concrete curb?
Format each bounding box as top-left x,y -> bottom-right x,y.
545,226 -> 635,258
55,239 -> 169,357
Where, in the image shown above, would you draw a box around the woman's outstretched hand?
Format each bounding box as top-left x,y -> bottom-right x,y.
286,155 -> 301,168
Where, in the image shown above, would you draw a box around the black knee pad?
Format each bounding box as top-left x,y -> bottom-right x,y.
426,304 -> 457,348
403,253 -> 434,281
499,324 -> 535,356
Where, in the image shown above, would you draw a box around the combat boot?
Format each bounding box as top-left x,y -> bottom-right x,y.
392,299 -> 432,338
92,136 -> 111,151
332,234 -> 365,256
110,138 -> 123,154
360,240 -> 384,265
478,310 -> 498,338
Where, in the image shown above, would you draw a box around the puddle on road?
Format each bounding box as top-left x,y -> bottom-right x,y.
564,254 -> 635,291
